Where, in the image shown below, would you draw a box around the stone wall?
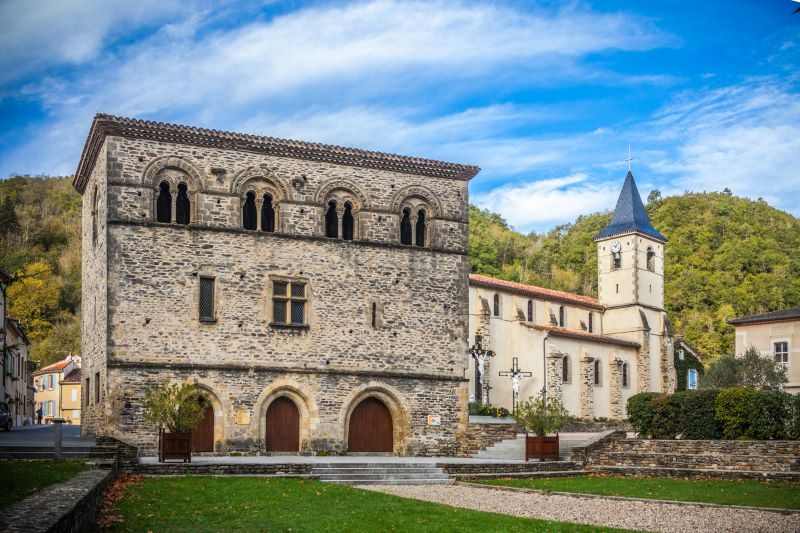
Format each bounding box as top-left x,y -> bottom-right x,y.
585,438 -> 800,473
460,419 -> 518,456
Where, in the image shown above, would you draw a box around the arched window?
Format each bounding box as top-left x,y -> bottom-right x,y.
156,181 -> 171,223
559,306 -> 565,327
400,208 -> 412,245
342,202 -> 354,241
175,183 -> 190,225
594,359 -> 601,386
646,247 -> 655,272
415,209 -> 426,247
262,193 -> 275,232
562,356 -> 570,383
588,312 -> 593,333
325,201 -> 338,238
527,300 -> 533,322
242,192 -> 257,230
493,294 -> 500,317
622,362 -> 629,388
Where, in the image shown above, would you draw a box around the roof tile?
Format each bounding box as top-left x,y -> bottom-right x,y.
469,274 -> 603,310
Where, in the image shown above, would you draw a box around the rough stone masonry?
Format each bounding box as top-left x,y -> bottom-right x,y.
73,114 -> 480,455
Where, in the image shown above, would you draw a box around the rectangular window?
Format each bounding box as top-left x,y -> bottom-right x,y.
94,372 -> 100,404
272,281 -> 307,326
48,400 -> 54,416
687,369 -> 699,390
71,389 -> 77,402
774,341 -> 789,364
85,377 -> 90,406
199,277 -> 216,322
49,375 -> 54,390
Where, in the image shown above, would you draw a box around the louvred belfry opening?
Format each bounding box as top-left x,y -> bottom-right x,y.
348,397 -> 393,452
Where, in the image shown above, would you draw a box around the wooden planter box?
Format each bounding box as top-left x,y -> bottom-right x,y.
159,429 -> 192,463
525,434 -> 559,462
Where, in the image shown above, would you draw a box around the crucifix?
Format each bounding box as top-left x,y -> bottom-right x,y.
468,333 -> 494,404
625,145 -> 634,172
499,357 -> 533,413
482,380 -> 493,405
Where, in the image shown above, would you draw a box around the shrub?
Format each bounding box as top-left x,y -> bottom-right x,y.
468,401 -> 484,415
787,394 -> 800,440
679,389 -> 722,439
745,390 -> 788,440
514,397 -> 569,436
626,392 -> 660,437
650,393 -> 683,439
715,387 -> 756,439
143,382 -> 211,433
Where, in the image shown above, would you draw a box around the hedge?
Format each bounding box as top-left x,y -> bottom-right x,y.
626,388 -> 796,440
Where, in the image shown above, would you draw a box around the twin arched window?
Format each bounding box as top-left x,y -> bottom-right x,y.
400,208 -> 427,246
243,192 -> 276,232
325,200 -> 355,240
156,181 -> 190,225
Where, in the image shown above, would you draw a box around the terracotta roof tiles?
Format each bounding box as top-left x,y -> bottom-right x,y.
530,325 -> 641,348
469,273 -> 604,310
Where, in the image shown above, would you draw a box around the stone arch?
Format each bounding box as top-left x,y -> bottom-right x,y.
143,156 -> 206,192
186,379 -> 226,452
254,380 -> 318,453
389,185 -> 442,217
231,165 -> 291,200
314,178 -> 369,209
340,383 -> 411,455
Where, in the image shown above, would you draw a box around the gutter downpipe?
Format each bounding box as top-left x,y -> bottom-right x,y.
542,334 -> 549,402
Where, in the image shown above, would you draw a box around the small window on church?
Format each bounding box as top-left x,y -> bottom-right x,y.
400,208 -> 412,245
558,306 -> 565,327
325,201 -> 338,238
371,302 -> 377,328
622,362 -> 629,388
199,277 -> 215,322
175,182 -> 190,225
527,300 -> 533,322
415,209 -> 426,247
493,294 -> 500,317
588,312 -> 593,333
262,193 -> 275,232
342,202 -> 354,241
156,181 -> 171,223
562,356 -> 570,383
243,192 -> 257,230
94,372 -> 100,404
594,359 -> 601,386
272,281 -> 307,326
91,185 -> 98,246
612,253 -> 621,270
646,247 -> 655,272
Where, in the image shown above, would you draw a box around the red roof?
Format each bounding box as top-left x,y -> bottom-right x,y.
33,358 -> 71,375
530,325 -> 640,348
60,369 -> 82,383
469,274 -> 604,310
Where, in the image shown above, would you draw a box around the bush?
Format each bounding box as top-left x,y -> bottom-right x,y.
143,382 -> 211,433
715,388 -> 756,439
626,392 -> 660,437
468,401 -> 484,415
514,397 -> 569,436
650,394 -> 683,439
745,390 -> 788,440
679,390 -> 722,439
787,394 -> 800,440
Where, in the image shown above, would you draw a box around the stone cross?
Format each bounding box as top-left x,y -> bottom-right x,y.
499,357 -> 533,413
482,380 -> 493,406
469,334 -> 494,404
625,145 -> 634,172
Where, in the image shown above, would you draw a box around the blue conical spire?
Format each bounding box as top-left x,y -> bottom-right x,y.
594,171 -> 667,242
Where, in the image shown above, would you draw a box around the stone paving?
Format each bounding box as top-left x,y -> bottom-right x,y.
363,483 -> 800,533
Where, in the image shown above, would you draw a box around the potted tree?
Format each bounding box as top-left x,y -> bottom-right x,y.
143,382 -> 210,463
514,396 -> 569,461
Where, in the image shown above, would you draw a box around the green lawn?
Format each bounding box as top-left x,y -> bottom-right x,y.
473,476 -> 800,509
109,477 -> 635,532
0,460 -> 86,509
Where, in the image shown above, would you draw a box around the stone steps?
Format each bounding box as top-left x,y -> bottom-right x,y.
475,434 -> 592,461
312,462 -> 453,485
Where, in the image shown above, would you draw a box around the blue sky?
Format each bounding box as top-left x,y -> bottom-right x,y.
1,0 -> 798,233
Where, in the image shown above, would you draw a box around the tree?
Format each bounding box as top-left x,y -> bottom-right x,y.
0,196 -> 20,237
7,261 -> 60,344
647,189 -> 663,207
702,347 -> 788,389
142,382 -> 211,433
513,397 -> 569,436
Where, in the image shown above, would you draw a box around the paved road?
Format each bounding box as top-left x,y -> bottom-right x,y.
0,424 -> 94,447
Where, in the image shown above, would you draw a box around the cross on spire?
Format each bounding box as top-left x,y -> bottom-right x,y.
625,145 -> 634,172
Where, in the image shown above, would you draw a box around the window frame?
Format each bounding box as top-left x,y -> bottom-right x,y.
558,306 -> 565,327
561,356 -> 570,384
270,279 -> 309,329
198,276 -> 217,323
621,362 -> 630,388
94,372 -> 100,405
493,294 -> 500,317
593,359 -> 601,386
527,300 -> 534,322
687,368 -> 699,390
774,341 -> 789,364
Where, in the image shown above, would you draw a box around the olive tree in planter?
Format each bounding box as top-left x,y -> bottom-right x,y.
143,382 -> 210,463
514,397 -> 569,461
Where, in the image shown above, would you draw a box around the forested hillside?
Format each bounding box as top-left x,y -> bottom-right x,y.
2,176 -> 799,365
470,191 -> 800,360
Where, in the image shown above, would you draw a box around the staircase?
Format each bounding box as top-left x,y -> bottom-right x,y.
474,433 -> 598,461
311,462 -> 453,485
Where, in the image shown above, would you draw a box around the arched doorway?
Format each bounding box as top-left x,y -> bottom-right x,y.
348,397 -> 393,452
191,400 -> 215,452
265,397 -> 300,452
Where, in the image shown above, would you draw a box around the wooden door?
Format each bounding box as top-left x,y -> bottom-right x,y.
191,404 -> 215,452
265,397 -> 300,452
348,397 -> 393,452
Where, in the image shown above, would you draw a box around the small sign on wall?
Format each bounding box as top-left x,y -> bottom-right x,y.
427,414 -> 441,426
236,410 -> 251,425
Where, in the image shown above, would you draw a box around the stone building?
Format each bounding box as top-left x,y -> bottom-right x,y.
3,317 -> 33,427
33,355 -> 81,424
468,171 -> 676,419
73,114 -> 478,454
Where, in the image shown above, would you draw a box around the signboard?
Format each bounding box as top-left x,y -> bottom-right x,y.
427,414 -> 441,426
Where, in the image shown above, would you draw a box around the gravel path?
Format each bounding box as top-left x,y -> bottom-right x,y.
361,483 -> 800,532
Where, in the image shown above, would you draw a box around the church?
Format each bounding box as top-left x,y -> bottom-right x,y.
73,114 -> 478,455
467,172 -> 676,419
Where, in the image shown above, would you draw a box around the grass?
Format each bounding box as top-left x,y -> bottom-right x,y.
109,477 -> 636,532
0,460 -> 86,509
473,475 -> 800,509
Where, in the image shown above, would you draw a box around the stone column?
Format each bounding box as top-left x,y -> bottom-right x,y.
609,359 -> 623,419
256,197 -> 264,231
580,355 -> 594,418
424,219 -> 432,247
546,352 -> 563,404
410,214 -> 418,245
170,194 -> 177,223
336,207 -> 345,239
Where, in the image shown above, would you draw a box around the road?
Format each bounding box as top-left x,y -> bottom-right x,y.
0,423 -> 95,447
